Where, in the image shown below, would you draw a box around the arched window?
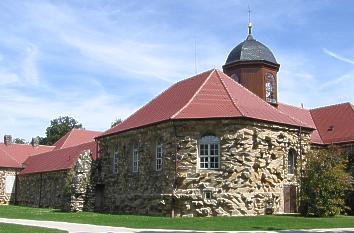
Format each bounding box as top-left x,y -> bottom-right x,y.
288,149 -> 296,174
199,135 -> 220,169
265,73 -> 276,103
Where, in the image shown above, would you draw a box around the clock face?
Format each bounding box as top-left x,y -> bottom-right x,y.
231,73 -> 240,83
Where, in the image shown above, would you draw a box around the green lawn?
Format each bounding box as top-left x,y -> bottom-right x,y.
0,205 -> 353,231
0,223 -> 66,233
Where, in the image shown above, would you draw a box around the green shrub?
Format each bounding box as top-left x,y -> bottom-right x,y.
299,147 -> 351,217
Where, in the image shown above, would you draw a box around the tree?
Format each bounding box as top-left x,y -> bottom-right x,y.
40,116 -> 83,145
13,138 -> 26,144
111,118 -> 122,128
299,147 -> 351,217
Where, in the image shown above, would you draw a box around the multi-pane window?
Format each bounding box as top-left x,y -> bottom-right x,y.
288,150 -> 296,174
133,146 -> 139,172
199,136 -> 220,169
113,146 -> 119,174
265,72 -> 276,104
156,144 -> 163,171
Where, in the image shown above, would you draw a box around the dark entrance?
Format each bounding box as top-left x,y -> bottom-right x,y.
284,185 -> 297,213
95,184 -> 105,211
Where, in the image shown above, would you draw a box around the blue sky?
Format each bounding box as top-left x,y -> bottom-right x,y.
0,0 -> 353,141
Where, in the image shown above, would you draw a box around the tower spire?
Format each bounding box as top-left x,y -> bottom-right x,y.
248,6 -> 252,35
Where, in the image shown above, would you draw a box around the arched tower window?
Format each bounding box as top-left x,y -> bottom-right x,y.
198,135 -> 220,169
288,149 -> 296,175
265,72 -> 276,104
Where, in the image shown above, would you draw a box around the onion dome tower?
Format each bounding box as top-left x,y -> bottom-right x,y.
223,19 -> 280,105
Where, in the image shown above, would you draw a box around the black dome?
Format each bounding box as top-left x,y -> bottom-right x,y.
225,34 -> 278,65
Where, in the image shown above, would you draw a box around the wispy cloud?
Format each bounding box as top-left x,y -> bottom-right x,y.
323,48 -> 354,65
0,0 -> 353,140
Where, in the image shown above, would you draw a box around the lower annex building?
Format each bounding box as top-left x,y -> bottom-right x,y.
0,26 -> 353,216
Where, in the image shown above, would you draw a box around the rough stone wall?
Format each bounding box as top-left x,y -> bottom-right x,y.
16,149 -> 94,212
98,119 -> 311,217
67,149 -> 95,212
98,122 -> 176,215
0,168 -> 18,204
16,170 -> 71,208
173,119 -> 311,217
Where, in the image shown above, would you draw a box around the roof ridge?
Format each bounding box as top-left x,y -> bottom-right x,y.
310,102 -> 351,111
215,69 -> 243,116
278,102 -> 310,110
171,69 -> 216,119
59,130 -> 73,149
0,145 -> 21,166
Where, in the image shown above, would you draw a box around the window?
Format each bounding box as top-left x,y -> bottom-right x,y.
204,190 -> 212,200
5,176 -> 16,193
156,144 -> 163,171
113,146 -> 119,174
133,146 -> 139,172
288,150 -> 296,174
199,135 -> 220,169
265,72 -> 276,104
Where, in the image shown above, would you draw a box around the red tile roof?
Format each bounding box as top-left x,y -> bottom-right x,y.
53,129 -> 101,150
310,103 -> 354,144
278,103 -> 323,144
100,69 -> 312,137
0,144 -> 54,168
19,141 -> 96,175
278,102 -> 354,145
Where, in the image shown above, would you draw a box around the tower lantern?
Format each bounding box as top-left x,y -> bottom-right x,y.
223,21 -> 280,105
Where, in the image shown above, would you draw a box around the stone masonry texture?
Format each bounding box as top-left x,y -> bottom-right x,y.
0,168 -> 18,204
16,149 -> 94,212
97,118 -> 311,217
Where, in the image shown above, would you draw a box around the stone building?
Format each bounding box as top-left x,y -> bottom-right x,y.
96,68 -> 313,216
0,135 -> 54,204
94,26 -> 353,217
15,129 -> 101,212
2,24 -> 353,216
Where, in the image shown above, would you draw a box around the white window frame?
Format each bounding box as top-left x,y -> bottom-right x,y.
133,146 -> 139,173
5,175 -> 16,194
198,135 -> 220,169
156,143 -> 163,171
288,150 -> 296,175
113,146 -> 119,174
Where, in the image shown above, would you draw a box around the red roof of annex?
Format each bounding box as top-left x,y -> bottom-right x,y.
19,141 -> 97,175
0,128 -> 101,171
0,143 -> 54,168
279,102 -> 354,145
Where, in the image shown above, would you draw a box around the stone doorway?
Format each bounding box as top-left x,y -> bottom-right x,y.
95,184 -> 105,211
283,185 -> 297,213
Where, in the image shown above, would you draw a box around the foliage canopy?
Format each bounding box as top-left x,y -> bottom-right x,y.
39,116 -> 83,145
299,147 -> 351,217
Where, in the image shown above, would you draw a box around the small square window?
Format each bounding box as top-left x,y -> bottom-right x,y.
204,191 -> 212,200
